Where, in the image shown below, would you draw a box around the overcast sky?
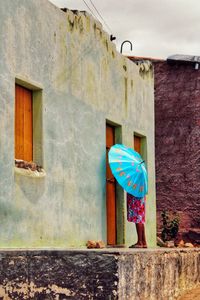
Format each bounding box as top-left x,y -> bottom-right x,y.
49,0 -> 200,59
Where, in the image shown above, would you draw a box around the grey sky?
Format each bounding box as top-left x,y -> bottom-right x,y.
49,0 -> 200,59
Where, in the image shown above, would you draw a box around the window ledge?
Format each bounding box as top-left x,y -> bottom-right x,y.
14,167 -> 46,178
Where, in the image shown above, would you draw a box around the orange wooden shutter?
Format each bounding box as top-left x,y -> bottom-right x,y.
134,135 -> 141,155
106,125 -> 116,245
15,85 -> 33,161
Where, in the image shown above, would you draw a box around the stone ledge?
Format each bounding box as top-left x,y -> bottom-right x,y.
14,166 -> 46,178
0,248 -> 199,299
0,246 -> 199,254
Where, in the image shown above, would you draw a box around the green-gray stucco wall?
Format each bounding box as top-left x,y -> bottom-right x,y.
0,0 -> 156,248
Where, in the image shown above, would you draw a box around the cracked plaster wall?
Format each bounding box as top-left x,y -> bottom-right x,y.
0,0 -> 156,247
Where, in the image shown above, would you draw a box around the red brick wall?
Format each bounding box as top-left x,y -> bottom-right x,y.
154,61 -> 200,241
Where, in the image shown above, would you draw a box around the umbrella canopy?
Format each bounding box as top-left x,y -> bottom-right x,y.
108,144 -> 148,197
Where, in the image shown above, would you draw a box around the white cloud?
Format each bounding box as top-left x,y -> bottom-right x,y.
49,0 -> 200,58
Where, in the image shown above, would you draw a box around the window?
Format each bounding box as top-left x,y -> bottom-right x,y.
134,133 -> 147,166
15,84 -> 33,161
134,135 -> 141,155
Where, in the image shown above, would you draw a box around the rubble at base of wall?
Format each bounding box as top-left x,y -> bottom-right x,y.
0,248 -> 199,300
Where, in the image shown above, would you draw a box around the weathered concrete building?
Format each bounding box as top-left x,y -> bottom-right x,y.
0,2 -> 200,299
0,0 -> 156,248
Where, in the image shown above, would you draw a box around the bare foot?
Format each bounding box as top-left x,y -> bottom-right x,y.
129,243 -> 143,248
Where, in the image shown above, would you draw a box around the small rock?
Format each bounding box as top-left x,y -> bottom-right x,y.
157,236 -> 166,247
37,165 -> 43,172
166,240 -> 175,248
96,240 -> 105,248
15,159 -> 43,172
177,240 -> 185,248
184,242 -> 194,248
17,160 -> 25,168
30,162 -> 37,171
86,240 -> 96,248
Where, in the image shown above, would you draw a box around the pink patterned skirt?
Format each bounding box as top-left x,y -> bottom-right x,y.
127,193 -> 146,224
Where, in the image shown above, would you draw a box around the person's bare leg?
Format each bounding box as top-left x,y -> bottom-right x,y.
129,223 -> 144,248
135,223 -> 143,246
142,224 -> 147,248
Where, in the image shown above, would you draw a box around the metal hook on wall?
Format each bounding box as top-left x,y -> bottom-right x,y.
120,40 -> 133,54
110,34 -> 116,41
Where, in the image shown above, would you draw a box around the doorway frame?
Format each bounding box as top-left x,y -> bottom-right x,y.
106,120 -> 124,246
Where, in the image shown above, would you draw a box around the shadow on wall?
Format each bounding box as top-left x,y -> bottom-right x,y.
15,174 -> 46,204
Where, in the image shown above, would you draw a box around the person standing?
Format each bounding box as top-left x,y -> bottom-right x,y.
127,193 -> 147,248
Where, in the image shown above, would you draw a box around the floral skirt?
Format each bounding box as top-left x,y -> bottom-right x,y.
127,193 -> 145,224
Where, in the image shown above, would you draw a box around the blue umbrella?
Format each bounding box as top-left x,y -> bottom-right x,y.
108,144 -> 148,197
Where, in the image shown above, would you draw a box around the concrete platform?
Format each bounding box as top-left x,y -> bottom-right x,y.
178,286 -> 200,300
0,248 -> 199,299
